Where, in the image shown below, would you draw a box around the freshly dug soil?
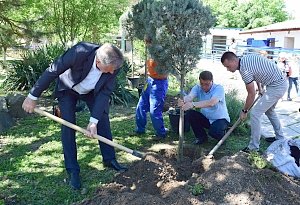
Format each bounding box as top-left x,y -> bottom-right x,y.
76,147 -> 300,205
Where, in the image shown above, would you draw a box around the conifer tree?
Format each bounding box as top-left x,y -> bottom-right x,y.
125,0 -> 215,160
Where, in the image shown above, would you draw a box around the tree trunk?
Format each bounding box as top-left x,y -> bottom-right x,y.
177,71 -> 185,161
144,43 -> 148,79
2,47 -> 7,69
131,40 -> 134,77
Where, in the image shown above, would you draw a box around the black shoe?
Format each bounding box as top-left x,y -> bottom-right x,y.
154,128 -> 169,139
153,135 -> 166,141
265,137 -> 276,143
241,147 -> 260,154
287,97 -> 292,101
129,131 -> 145,136
193,138 -> 208,145
103,159 -> 128,172
241,147 -> 251,153
135,131 -> 145,135
68,172 -> 81,190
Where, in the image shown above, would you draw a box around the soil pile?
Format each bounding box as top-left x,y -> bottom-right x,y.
76,148 -> 300,205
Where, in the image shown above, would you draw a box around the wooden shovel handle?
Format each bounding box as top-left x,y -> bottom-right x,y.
34,107 -> 144,158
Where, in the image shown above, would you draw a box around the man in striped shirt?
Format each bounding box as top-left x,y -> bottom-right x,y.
221,51 -> 288,152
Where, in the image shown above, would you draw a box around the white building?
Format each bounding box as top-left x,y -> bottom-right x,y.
239,20 -> 300,50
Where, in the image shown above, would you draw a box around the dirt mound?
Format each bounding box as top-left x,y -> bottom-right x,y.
76,148 -> 300,205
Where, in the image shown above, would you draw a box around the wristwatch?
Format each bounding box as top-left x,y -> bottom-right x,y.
192,102 -> 196,108
242,109 -> 248,113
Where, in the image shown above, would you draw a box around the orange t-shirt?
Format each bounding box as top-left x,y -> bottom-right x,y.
147,59 -> 168,80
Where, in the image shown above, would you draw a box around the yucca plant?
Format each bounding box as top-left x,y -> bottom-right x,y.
111,60 -> 137,105
2,44 -> 65,92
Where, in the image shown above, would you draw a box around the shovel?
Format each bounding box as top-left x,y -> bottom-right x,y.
206,95 -> 261,159
34,107 -> 145,159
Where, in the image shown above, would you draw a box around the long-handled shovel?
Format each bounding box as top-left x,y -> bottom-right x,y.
206,95 -> 261,159
34,107 -> 145,159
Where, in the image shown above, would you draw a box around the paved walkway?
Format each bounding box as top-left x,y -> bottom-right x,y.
261,97 -> 300,139
196,59 -> 300,139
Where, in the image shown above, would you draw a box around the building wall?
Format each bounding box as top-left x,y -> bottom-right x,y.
239,30 -> 300,49
204,28 -> 242,52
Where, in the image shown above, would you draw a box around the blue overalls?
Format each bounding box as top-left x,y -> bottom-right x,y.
135,76 -> 168,137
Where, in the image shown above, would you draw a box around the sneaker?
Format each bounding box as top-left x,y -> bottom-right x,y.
287,97 -> 292,101
265,137 -> 276,143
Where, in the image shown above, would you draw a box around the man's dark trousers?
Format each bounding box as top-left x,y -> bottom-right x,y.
58,90 -> 115,174
186,110 -> 229,142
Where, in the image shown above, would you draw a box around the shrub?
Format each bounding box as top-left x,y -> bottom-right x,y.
226,89 -> 243,123
111,60 -> 138,105
225,89 -> 249,135
2,44 -> 65,92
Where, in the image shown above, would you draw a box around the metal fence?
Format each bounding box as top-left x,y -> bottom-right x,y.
200,44 -> 300,62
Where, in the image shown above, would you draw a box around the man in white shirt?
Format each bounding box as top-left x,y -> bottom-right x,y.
22,42 -> 127,190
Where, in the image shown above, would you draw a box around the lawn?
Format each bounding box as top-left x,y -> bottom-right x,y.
0,96 -> 270,205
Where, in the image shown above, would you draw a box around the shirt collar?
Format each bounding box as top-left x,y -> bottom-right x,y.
92,56 -> 97,70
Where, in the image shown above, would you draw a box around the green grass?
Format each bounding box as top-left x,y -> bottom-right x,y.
0,95 -> 270,205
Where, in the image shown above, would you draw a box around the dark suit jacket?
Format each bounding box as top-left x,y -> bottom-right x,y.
30,42 -> 120,121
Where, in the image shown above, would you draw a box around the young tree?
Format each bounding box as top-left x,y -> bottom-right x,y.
126,0 -> 215,160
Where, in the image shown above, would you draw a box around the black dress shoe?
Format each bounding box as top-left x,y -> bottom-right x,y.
68,172 -> 81,190
265,137 -> 276,143
103,159 -> 128,172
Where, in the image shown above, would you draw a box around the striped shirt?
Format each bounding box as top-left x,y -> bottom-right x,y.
239,54 -> 286,86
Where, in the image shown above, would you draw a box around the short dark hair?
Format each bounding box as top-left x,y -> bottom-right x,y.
199,70 -> 213,81
221,51 -> 237,63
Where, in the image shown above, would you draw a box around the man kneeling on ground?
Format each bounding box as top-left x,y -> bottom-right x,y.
178,70 -> 230,145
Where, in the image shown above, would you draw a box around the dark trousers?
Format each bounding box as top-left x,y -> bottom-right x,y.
58,90 -> 115,174
186,110 -> 229,142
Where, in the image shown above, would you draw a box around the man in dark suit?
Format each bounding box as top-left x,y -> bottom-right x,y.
22,42 -> 127,190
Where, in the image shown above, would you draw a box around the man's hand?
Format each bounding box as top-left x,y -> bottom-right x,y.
22,97 -> 37,113
181,102 -> 193,111
86,122 -> 97,138
239,111 -> 248,121
257,88 -> 265,96
177,98 -> 184,107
